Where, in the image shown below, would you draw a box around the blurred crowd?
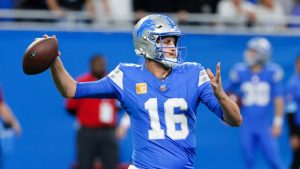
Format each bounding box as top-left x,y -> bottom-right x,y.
1,0 -> 300,30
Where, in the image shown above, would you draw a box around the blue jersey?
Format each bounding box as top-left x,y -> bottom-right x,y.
75,62 -> 224,169
286,74 -> 300,125
226,63 -> 283,128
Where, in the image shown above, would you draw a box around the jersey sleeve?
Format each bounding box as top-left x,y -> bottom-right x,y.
74,65 -> 125,101
196,65 -> 224,121
270,64 -> 284,98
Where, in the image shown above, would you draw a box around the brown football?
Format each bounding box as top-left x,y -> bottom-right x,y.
23,37 -> 59,75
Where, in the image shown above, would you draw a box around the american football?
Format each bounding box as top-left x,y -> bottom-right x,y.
22,37 -> 59,75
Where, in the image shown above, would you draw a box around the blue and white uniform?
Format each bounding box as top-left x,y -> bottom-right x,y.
75,62 -> 224,169
226,63 -> 284,169
286,74 -> 300,125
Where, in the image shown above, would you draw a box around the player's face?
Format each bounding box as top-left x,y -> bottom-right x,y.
91,58 -> 106,79
157,36 -> 177,59
244,49 -> 259,66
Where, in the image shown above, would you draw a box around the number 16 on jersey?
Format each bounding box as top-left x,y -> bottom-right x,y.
145,98 -> 189,140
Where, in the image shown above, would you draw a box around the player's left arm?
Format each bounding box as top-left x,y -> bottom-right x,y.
206,63 -> 242,126
272,96 -> 284,137
271,66 -> 284,137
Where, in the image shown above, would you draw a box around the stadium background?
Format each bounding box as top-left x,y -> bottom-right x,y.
0,30 -> 298,169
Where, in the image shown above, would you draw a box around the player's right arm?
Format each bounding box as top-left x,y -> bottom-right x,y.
51,57 -> 123,100
50,57 -> 77,98
270,64 -> 284,137
205,63 -> 242,126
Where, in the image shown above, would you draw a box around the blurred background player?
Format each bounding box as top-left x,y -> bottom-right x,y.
0,85 -> 21,169
65,55 -> 120,169
285,54 -> 300,169
226,37 -> 284,169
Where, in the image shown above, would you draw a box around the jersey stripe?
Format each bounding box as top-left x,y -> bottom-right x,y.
198,69 -> 210,86
108,67 -> 124,90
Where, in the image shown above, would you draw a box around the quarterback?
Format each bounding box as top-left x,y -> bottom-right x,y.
48,14 -> 242,169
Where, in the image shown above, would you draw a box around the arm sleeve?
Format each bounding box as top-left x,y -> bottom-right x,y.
74,64 -> 124,102
199,82 -> 224,121
195,64 -> 224,121
74,76 -> 121,100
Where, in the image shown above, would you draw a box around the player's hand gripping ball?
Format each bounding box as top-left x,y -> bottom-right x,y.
23,35 -> 59,75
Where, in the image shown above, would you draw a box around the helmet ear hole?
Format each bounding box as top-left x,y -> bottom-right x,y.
156,25 -> 163,28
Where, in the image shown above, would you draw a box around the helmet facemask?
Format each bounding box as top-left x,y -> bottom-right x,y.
152,34 -> 186,68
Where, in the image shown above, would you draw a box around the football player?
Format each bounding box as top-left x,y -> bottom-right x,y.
286,55 -> 300,169
48,14 -> 242,169
226,37 -> 284,169
0,85 -> 22,169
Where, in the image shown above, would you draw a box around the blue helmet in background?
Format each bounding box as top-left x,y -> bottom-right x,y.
133,14 -> 186,68
244,37 -> 272,67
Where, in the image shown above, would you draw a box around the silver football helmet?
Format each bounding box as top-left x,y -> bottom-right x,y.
244,37 -> 272,67
133,14 -> 186,68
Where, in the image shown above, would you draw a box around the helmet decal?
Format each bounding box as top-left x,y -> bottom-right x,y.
163,15 -> 176,27
136,19 -> 155,38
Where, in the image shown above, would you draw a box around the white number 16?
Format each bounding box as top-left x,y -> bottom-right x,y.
145,98 -> 189,140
